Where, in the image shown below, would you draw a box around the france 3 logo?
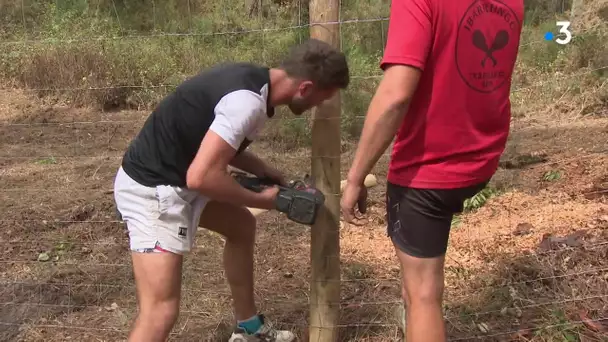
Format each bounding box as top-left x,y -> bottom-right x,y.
544,21 -> 573,45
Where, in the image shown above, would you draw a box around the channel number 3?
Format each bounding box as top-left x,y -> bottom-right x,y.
556,21 -> 572,45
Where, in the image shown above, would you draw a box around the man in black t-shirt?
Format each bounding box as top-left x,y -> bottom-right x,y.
113,39 -> 349,342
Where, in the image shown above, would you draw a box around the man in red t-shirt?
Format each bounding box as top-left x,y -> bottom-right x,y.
341,0 -> 524,340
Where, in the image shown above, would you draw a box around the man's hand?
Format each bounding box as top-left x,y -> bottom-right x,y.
340,181 -> 368,224
258,186 -> 280,210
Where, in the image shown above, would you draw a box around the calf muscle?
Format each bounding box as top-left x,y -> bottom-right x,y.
199,201 -> 257,321
395,245 -> 446,342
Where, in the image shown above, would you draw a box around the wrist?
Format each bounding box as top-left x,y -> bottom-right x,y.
346,169 -> 365,186
253,192 -> 275,210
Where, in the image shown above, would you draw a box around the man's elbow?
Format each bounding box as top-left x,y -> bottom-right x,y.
384,88 -> 411,110
378,93 -> 410,121
186,176 -> 201,192
378,65 -> 419,111
186,168 -> 208,192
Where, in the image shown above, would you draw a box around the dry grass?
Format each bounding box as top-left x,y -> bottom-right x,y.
1,1 -> 608,339
1,86 -> 607,342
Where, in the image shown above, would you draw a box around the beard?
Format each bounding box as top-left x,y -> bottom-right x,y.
288,97 -> 310,115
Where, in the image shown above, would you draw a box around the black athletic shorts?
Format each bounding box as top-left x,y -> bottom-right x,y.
386,180 -> 488,258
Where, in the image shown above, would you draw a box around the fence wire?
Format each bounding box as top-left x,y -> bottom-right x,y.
1,1 -> 608,341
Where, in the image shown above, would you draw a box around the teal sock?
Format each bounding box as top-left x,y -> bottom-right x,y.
237,315 -> 262,334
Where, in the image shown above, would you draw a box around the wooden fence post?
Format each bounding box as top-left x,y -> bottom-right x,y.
309,0 -> 341,341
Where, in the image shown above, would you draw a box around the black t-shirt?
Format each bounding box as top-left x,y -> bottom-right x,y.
121,62 -> 275,187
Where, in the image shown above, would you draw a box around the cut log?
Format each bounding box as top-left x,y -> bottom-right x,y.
340,174 -> 377,192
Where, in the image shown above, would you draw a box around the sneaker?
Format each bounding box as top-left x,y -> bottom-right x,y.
228,314 -> 295,342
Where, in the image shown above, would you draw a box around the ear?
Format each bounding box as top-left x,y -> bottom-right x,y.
298,80 -> 315,96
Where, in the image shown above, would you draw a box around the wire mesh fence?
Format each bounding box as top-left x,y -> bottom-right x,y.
1,0 -> 607,341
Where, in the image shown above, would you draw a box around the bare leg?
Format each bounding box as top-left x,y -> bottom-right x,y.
128,252 -> 182,342
394,243 -> 446,342
200,201 -> 257,320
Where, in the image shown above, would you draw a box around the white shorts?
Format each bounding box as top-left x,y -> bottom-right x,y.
113,167 -> 209,254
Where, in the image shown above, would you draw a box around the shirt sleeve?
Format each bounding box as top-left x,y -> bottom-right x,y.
380,0 -> 433,71
209,89 -> 267,151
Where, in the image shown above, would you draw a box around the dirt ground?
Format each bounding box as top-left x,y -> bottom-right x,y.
0,89 -> 607,342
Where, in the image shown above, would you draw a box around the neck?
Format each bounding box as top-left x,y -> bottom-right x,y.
268,68 -> 296,107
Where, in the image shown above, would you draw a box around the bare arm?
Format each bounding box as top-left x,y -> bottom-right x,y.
186,89 -> 277,209
346,64 -> 422,185
186,131 -> 276,209
229,150 -> 266,176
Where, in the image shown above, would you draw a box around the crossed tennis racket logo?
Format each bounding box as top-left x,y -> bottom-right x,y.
472,30 -> 509,67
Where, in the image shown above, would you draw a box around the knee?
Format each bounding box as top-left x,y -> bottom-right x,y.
226,208 -> 257,245
140,298 -> 180,327
201,201 -> 259,245
403,279 -> 444,307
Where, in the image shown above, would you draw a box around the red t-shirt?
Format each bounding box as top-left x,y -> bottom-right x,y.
381,0 -> 524,189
